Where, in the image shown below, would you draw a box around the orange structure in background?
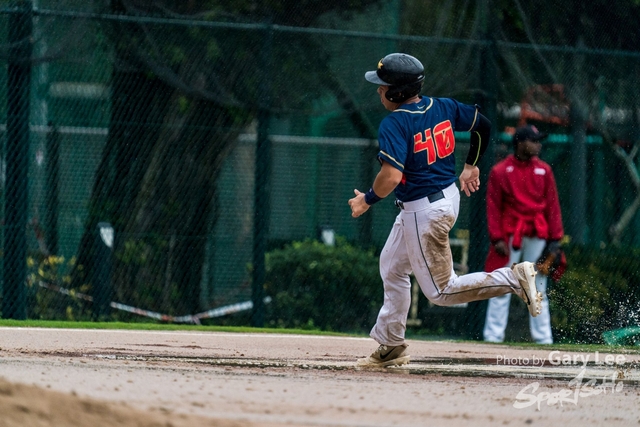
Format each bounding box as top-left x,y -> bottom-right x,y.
518,84 -> 570,127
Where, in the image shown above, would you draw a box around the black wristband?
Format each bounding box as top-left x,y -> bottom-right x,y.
364,188 -> 382,205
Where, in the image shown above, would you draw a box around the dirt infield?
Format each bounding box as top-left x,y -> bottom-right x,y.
0,327 -> 639,427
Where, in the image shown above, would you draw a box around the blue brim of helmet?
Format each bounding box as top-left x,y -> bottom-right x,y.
365,70 -> 389,85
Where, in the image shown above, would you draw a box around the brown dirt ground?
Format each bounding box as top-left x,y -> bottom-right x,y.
0,327 -> 639,427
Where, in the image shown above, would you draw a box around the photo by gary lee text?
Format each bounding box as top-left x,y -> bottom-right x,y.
496,351 -> 627,367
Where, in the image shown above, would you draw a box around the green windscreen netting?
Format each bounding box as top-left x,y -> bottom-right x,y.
1,0 -> 639,344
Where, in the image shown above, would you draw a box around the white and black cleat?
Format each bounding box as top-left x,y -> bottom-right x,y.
512,261 -> 542,317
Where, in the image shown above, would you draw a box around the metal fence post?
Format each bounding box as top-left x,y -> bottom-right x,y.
567,38 -> 588,245
251,24 -> 274,327
93,222 -> 114,320
463,0 -> 497,340
45,122 -> 60,255
3,1 -> 32,320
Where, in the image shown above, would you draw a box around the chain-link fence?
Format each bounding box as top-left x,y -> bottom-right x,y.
1,1 -> 639,344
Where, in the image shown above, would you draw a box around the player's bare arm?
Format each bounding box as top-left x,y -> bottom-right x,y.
349,161 -> 402,218
459,163 -> 480,197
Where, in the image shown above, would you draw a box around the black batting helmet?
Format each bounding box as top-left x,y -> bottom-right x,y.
365,53 -> 425,103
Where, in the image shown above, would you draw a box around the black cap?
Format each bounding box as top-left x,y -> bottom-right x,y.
513,125 -> 547,143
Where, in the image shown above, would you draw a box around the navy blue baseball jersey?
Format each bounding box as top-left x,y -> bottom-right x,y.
377,96 -> 479,202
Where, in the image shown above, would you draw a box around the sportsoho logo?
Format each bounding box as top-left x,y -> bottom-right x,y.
495,351 -> 628,410
513,368 -> 623,410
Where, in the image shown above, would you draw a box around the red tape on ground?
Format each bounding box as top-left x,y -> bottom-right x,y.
37,281 -> 270,324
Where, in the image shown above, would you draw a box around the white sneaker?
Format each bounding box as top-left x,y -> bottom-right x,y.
512,262 -> 542,317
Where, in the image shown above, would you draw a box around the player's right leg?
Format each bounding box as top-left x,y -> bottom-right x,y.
401,200 -> 542,315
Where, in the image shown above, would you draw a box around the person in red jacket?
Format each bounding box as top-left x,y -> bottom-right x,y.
483,125 -> 564,344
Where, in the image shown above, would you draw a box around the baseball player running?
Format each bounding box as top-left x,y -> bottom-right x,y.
348,53 -> 542,367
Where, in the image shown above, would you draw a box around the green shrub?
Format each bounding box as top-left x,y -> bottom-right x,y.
550,244 -> 640,344
264,238 -> 382,333
25,254 -> 92,321
262,239 -> 640,342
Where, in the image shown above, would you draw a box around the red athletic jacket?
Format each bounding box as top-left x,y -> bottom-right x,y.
485,154 -> 564,271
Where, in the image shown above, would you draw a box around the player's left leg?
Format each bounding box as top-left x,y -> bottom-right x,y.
359,214 -> 412,367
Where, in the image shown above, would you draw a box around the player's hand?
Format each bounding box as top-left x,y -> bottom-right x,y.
348,189 -> 370,218
494,240 -> 509,257
459,164 -> 480,197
